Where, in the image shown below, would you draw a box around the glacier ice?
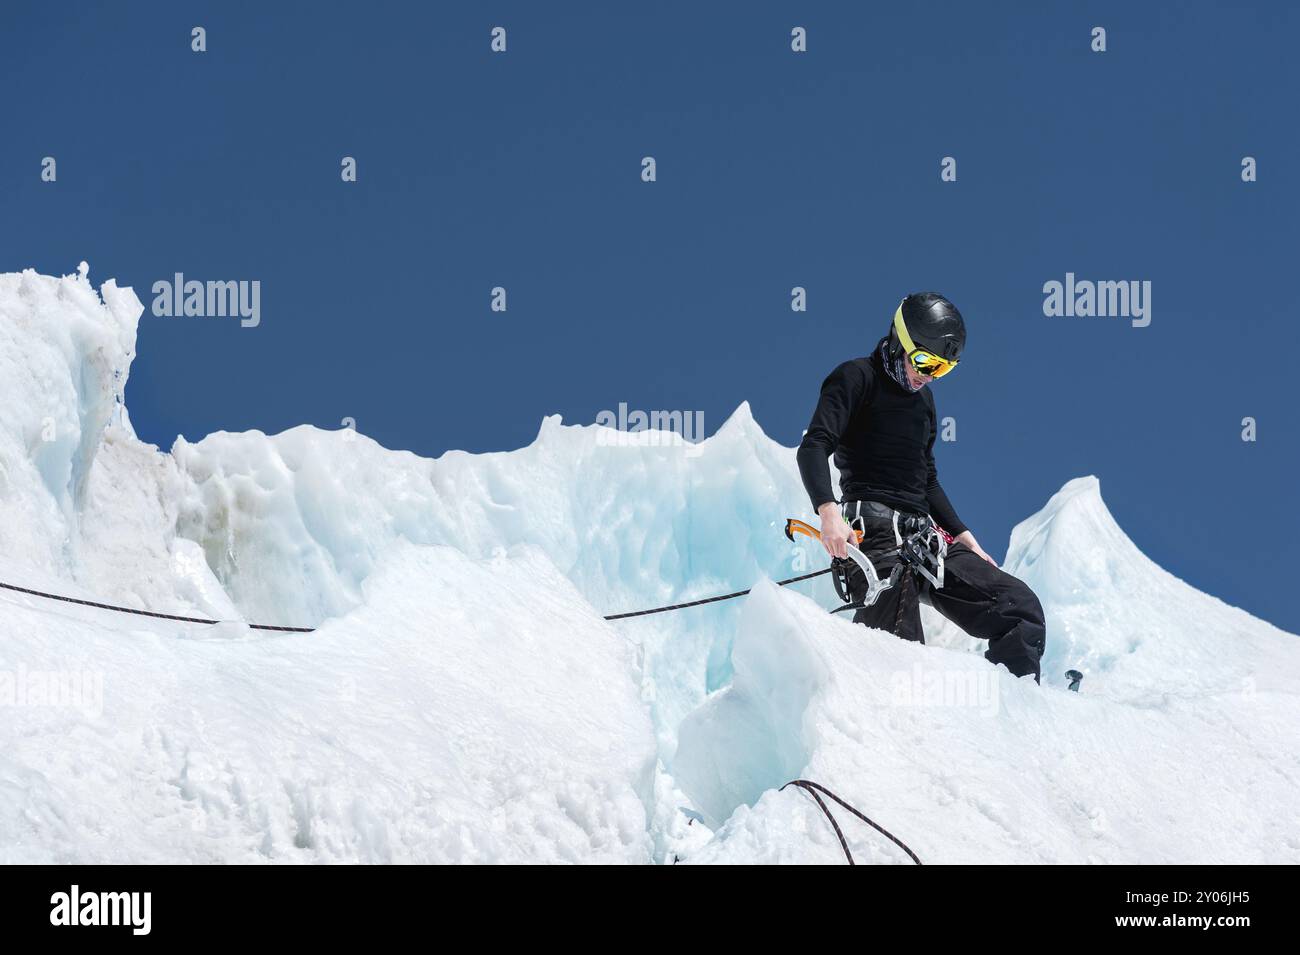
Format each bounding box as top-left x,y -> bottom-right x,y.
0,266 -> 1297,864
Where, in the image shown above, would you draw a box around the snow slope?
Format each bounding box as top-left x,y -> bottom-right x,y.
1,266 -> 1297,863
677,481 -> 1300,863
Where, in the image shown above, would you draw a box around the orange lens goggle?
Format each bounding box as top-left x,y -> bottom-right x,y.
893,304 -> 959,378
907,349 -> 958,378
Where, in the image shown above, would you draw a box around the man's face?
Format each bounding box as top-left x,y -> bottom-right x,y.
904,361 -> 933,390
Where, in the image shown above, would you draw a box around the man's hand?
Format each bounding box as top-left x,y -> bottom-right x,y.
955,530 -> 997,565
817,502 -> 854,559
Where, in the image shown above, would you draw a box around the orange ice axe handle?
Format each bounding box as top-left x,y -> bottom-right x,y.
783,517 -> 863,545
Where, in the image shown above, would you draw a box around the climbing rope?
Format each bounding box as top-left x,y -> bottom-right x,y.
0,566 -> 834,631
0,513 -> 935,631
0,580 -> 315,633
602,568 -> 831,620
782,779 -> 922,865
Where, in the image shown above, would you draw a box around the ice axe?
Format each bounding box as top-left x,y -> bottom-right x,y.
784,518 -> 894,612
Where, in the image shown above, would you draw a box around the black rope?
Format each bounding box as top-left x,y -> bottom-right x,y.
0,580 -> 315,633
602,568 -> 832,620
893,566 -> 912,635
782,779 -> 922,865
2,566 -> 834,632
0,514 -> 849,631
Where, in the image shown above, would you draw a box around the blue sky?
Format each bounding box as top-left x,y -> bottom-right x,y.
3,2 -> 1297,632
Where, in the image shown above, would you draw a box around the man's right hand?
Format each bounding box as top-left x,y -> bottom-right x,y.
817,501 -> 855,559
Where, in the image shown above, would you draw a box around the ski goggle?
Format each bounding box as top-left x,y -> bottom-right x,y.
893,304 -> 959,378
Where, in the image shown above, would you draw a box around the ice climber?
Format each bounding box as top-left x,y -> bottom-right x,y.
797,292 -> 1047,681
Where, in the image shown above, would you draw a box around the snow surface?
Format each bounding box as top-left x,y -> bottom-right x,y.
0,265 -> 1297,863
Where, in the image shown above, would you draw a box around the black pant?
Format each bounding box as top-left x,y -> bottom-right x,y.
843,513 -> 1046,681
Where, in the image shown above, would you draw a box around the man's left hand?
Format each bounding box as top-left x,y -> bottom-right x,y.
955,530 -> 997,566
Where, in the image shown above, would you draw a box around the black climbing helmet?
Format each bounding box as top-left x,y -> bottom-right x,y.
886,292 -> 966,377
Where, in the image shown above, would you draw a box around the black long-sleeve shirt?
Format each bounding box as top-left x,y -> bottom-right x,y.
796,344 -> 968,536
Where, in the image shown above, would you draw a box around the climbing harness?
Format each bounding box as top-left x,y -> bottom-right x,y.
891,509 -> 948,590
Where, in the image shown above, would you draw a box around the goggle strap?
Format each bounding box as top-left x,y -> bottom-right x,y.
892,303 -> 916,353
